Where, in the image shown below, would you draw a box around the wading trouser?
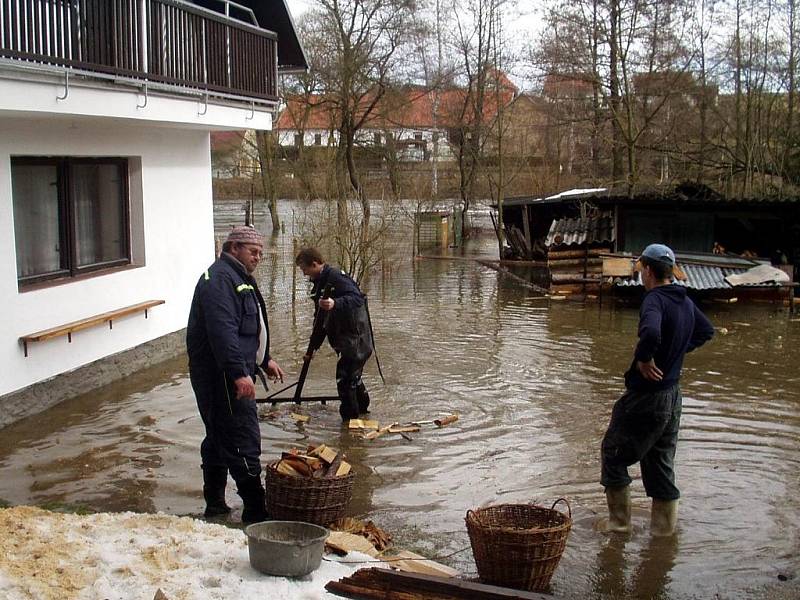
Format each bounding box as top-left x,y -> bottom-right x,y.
191,370 -> 263,486
601,384 -> 682,500
336,355 -> 370,420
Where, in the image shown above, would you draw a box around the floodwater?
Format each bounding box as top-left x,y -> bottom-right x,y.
0,200 -> 798,599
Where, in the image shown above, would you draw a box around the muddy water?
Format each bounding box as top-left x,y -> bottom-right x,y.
0,200 -> 798,598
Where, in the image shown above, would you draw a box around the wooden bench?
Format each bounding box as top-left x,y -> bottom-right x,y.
20,300 -> 165,357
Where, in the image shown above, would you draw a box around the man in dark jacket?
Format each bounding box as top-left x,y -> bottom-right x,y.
600,243 -> 714,536
295,247 -> 374,421
187,225 -> 285,523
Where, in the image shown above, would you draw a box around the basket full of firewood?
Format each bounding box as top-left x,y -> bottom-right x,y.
264,444 -> 355,526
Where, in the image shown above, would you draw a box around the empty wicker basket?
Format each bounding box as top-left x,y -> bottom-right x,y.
465,499 -> 572,592
264,462 -> 355,526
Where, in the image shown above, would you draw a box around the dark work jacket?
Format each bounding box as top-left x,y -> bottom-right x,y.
625,284 -> 714,392
187,253 -> 270,382
309,265 -> 373,363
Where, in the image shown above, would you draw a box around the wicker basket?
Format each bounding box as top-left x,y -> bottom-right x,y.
264,462 -> 355,526
465,499 -> 572,592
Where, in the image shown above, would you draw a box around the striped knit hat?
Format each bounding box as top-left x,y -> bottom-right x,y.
226,225 -> 264,246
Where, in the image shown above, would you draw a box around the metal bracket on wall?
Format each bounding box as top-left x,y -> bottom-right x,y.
56,71 -> 69,101
245,101 -> 254,120
198,92 -> 209,116
137,83 -> 148,109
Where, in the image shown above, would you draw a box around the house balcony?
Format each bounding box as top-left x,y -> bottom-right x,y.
0,0 -> 279,106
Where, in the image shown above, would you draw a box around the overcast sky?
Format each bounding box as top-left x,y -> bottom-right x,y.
284,0 -> 540,90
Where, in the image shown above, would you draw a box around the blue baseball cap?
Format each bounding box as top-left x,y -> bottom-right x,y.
639,243 -> 675,266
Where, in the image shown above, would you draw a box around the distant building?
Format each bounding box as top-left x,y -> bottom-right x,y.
274,74 -> 519,162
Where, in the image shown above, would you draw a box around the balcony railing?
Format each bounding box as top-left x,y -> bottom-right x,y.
0,0 -> 278,102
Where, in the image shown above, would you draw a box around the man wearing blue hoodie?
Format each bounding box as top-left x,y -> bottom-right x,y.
600,244 -> 714,536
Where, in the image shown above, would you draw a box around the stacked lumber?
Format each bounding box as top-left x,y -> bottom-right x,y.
272,444 -> 351,478
546,247 -> 610,290
325,568 -> 550,600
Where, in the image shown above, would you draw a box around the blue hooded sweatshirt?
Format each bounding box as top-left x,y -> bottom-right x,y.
625,284 -> 715,391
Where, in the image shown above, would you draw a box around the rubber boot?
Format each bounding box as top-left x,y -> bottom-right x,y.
602,486 -> 632,533
237,477 -> 268,524
338,385 -> 360,421
356,382 -> 370,415
202,466 -> 231,518
650,499 -> 678,537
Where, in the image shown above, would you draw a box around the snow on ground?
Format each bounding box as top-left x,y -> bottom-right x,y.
0,506 -> 373,600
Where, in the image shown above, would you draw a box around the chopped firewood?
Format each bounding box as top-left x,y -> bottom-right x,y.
329,517 -> 392,551
290,412 -> 310,423
434,414 -> 459,428
326,531 -> 379,557
382,550 -> 460,578
388,426 -> 420,433
281,457 -> 314,477
272,445 -> 351,479
282,453 -> 323,471
335,461 -> 352,477
309,444 -> 339,464
325,453 -> 344,479
363,423 -> 397,441
348,419 -> 380,430
275,460 -> 303,477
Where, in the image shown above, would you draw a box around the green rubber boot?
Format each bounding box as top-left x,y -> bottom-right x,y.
602,486 -> 631,533
650,499 -> 678,536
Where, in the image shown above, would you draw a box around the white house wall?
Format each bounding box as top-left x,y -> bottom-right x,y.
0,117 -> 216,397
0,73 -> 273,131
277,129 -> 335,147
277,126 -> 454,159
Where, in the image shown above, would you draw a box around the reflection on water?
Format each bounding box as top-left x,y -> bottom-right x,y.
0,200 -> 798,598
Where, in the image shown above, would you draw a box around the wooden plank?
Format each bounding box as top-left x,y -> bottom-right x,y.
326,568 -> 552,600
326,531 -> 379,557
381,550 -> 461,578
602,256 -> 634,277
349,419 -> 379,430
363,423 -> 397,441
548,248 -> 611,259
20,300 -> 165,343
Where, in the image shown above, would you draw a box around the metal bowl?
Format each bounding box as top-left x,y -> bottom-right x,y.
245,520 -> 329,577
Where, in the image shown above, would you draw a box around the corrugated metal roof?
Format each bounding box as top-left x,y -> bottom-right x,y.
615,263 -> 782,290
501,188 -> 608,208
546,213 -> 615,247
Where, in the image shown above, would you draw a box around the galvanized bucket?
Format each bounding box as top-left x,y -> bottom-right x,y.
245,521 -> 329,577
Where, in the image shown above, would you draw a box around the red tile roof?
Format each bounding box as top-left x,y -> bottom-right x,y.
276,78 -> 517,131
542,74 -> 595,98
210,131 -> 245,152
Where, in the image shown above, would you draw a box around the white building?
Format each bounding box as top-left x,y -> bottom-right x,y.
0,0 -> 306,427
274,92 -> 457,162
